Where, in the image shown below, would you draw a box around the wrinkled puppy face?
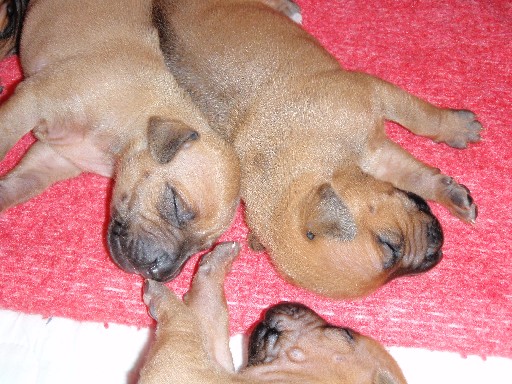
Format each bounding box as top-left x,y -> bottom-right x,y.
245,303 -> 407,384
107,116 -> 239,281
271,170 -> 443,298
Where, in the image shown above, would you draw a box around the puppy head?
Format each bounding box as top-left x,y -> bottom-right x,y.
245,302 -> 407,384
107,116 -> 240,281
269,169 -> 443,298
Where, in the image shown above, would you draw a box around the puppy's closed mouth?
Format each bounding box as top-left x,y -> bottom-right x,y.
106,216 -> 190,281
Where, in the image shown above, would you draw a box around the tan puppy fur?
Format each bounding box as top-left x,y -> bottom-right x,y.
141,242 -> 407,384
0,0 -> 240,281
152,0 -> 482,298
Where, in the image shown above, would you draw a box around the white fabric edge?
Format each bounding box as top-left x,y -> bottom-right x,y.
0,310 -> 510,383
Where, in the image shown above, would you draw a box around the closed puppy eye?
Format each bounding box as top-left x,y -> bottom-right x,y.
377,233 -> 404,269
341,327 -> 355,341
158,183 -> 195,227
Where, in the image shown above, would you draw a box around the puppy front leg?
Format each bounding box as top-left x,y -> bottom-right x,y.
141,243 -> 240,382
362,139 -> 477,222
141,281 -> 210,384
0,82 -> 41,161
375,78 -> 483,148
183,242 -> 241,372
0,142 -> 81,212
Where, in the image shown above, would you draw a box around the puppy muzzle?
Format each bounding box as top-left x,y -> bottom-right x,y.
391,193 -> 444,278
247,302 -> 321,366
107,217 -> 189,281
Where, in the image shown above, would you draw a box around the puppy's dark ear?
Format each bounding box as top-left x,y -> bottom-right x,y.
373,371 -> 400,384
304,183 -> 356,241
147,116 -> 199,164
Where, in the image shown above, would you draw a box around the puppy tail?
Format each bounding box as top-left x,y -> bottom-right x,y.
0,0 -> 29,59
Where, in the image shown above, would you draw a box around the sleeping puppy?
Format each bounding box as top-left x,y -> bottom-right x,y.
141,242 -> 408,384
152,0 -> 482,298
0,0 -> 27,59
0,0 -> 240,281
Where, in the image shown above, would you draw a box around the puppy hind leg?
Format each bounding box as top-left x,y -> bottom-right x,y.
183,242 -> 241,372
0,142 -> 81,212
362,139 -> 477,222
375,78 -> 482,148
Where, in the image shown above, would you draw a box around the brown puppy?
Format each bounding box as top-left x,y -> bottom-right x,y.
0,0 -> 240,281
141,242 -> 407,384
0,0 -> 27,59
152,0 -> 482,298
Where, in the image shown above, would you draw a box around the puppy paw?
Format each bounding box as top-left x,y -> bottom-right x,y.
437,109 -> 482,149
198,241 -> 240,275
439,176 -> 477,223
143,280 -> 172,321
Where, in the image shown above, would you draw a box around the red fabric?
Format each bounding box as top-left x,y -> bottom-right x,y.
0,0 -> 511,359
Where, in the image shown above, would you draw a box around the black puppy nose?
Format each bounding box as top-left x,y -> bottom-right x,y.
407,192 -> 444,273
414,218 -> 444,273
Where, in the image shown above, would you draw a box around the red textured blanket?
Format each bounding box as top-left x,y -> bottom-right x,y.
0,0 -> 510,359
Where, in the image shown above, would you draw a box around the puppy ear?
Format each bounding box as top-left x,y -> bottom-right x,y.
304,183 -> 356,241
147,116 -> 199,164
